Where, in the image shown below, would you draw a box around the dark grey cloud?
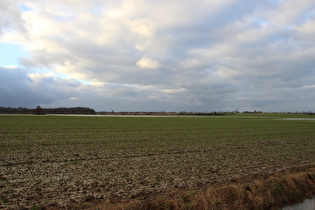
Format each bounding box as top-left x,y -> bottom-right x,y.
0,67 -> 37,107
0,66 -> 95,108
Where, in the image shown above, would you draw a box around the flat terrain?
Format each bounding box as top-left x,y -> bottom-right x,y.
0,114 -> 314,208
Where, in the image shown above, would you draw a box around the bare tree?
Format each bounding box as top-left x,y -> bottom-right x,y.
34,105 -> 44,115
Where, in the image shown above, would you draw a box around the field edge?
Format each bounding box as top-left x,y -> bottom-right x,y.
56,164 -> 315,210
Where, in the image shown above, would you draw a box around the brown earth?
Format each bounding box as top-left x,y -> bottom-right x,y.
1,115 -> 314,209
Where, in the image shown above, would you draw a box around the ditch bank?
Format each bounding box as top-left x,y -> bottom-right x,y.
62,165 -> 315,209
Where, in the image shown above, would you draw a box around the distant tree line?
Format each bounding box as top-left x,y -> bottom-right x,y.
98,111 -> 177,115
178,111 -> 234,116
0,106 -> 96,115
41,107 -> 96,114
97,111 -> 236,116
0,107 -> 30,114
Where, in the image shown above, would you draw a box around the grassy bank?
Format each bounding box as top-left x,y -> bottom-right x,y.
0,114 -> 314,209
75,165 -> 315,209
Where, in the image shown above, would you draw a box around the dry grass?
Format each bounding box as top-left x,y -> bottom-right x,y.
86,165 -> 315,210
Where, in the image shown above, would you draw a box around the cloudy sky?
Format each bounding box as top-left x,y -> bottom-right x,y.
1,0 -> 315,112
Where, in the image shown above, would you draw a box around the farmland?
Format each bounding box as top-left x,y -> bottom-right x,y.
0,114 -> 314,208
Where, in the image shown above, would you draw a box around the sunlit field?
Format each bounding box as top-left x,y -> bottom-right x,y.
0,114 -> 314,208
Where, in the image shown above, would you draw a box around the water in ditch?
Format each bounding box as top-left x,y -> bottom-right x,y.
282,197 -> 314,210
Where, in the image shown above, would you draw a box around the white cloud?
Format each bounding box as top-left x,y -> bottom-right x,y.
126,18 -> 155,37
126,18 -> 156,52
161,88 -> 186,94
293,19 -> 315,45
0,0 -> 25,35
267,0 -> 315,26
136,56 -> 160,69
178,59 -> 203,70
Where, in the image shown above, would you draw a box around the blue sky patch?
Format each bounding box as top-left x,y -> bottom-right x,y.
0,43 -> 28,67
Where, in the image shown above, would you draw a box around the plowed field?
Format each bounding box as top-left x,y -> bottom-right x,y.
0,114 -> 314,209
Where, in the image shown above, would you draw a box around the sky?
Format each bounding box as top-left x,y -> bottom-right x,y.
0,0 -> 315,112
